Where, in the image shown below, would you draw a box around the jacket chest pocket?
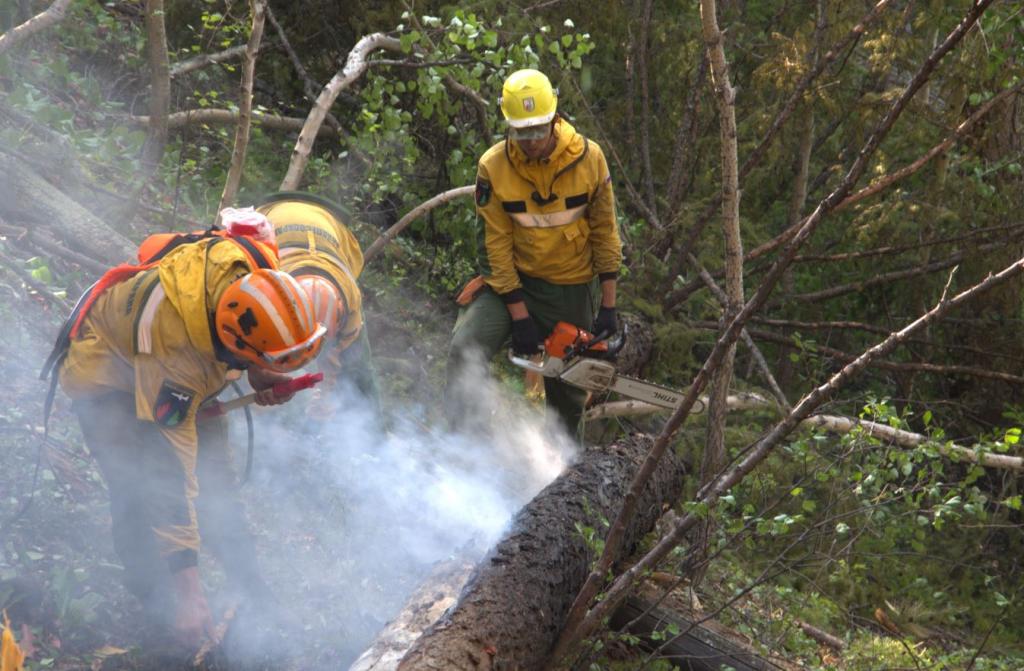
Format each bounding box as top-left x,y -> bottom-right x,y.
563,220 -> 590,254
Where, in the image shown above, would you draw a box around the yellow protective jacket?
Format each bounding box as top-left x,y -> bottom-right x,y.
257,193 -> 365,360
58,238 -> 274,562
475,117 -> 622,298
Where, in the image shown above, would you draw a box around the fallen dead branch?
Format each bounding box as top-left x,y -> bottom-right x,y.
589,388 -> 1023,472
127,109 -> 340,139
280,33 -> 403,190
552,3 -> 998,660
363,186 -> 475,263
0,0 -> 74,56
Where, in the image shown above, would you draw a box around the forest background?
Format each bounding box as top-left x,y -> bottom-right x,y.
0,0 -> 1023,669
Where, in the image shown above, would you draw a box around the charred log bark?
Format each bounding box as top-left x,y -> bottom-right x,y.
613,312 -> 654,377
395,435 -> 687,671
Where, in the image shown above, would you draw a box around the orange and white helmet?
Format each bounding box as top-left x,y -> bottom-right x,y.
215,269 -> 327,372
295,274 -> 344,342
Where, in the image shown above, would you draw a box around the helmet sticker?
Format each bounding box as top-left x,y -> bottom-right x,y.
522,97 -> 535,112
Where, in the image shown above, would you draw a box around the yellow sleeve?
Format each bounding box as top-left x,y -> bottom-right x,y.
587,145 -> 623,276
476,161 -> 521,297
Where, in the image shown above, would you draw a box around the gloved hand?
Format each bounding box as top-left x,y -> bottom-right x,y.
510,316 -> 542,355
593,306 -> 618,337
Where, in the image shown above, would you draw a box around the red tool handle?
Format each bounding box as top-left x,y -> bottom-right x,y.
271,372 -> 323,396
197,372 -> 325,421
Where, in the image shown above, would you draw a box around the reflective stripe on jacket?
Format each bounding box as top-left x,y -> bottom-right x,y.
258,196 -> 366,355
476,117 -> 622,296
58,239 -> 275,557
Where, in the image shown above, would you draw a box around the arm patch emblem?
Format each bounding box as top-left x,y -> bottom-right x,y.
475,178 -> 491,207
153,381 -> 196,427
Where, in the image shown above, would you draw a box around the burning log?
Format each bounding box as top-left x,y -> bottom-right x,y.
392,434 -> 686,671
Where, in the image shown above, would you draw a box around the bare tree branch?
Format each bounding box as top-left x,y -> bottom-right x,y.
0,0 -> 74,56
170,44 -> 248,78
280,33 -> 403,190
720,322 -> 1024,385
664,53 -> 708,220
586,391 -> 1024,472
833,77 -> 1024,213
692,256 -> 789,408
127,108 -> 340,138
655,0 -> 898,272
218,0 -> 267,210
571,237 -> 1024,654
785,240 -> 1008,304
363,186 -> 475,263
549,2 -> 995,661
637,0 -> 657,215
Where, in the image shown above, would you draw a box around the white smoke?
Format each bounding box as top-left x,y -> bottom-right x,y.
229,347 -> 578,666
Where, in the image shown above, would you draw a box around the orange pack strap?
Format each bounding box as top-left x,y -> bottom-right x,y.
69,262 -> 158,339
455,275 -> 487,307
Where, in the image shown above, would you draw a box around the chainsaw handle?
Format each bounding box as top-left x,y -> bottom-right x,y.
508,351 -> 566,377
583,324 -> 629,359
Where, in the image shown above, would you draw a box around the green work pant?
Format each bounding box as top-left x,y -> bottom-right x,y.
74,392 -> 269,624
444,274 -> 598,436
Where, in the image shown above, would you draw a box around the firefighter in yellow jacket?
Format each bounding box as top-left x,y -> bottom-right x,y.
445,68 -> 623,436
44,223 -> 326,648
257,192 -> 380,414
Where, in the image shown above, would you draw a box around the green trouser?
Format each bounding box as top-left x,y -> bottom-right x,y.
336,324 -> 382,417
444,274 -> 599,436
74,392 -> 269,625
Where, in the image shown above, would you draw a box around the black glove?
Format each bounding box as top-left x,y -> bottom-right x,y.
510,317 -> 542,355
593,306 -> 618,337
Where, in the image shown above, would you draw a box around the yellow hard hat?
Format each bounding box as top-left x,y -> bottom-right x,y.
499,69 -> 557,128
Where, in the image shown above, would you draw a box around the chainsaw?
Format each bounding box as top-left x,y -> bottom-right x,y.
509,322 -> 686,410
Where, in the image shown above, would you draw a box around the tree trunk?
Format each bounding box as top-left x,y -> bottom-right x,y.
395,435 -> 687,671
141,0 -> 170,173
0,151 -> 135,265
697,0 -> 743,589
217,0 -> 267,211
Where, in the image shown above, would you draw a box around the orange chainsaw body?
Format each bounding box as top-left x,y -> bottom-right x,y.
544,321 -> 609,359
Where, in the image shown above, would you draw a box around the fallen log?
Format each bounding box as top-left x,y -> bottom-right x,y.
0,150 -> 135,264
395,434 -> 687,671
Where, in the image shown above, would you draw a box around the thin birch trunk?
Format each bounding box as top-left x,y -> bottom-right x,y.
141,0 -> 169,174
550,2 -> 995,662
280,33 -> 402,190
696,0 -> 743,589
218,0 -> 267,211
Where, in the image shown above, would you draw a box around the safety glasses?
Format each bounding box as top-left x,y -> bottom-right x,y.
225,323 -> 328,371
510,123 -> 551,141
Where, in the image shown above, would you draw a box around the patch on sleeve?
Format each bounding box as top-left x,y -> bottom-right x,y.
475,178 -> 492,207
153,381 -> 196,427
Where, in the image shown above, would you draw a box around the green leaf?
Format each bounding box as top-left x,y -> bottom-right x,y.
30,266 -> 53,284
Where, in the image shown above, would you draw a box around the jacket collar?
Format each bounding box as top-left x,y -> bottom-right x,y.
504,117 -> 589,201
